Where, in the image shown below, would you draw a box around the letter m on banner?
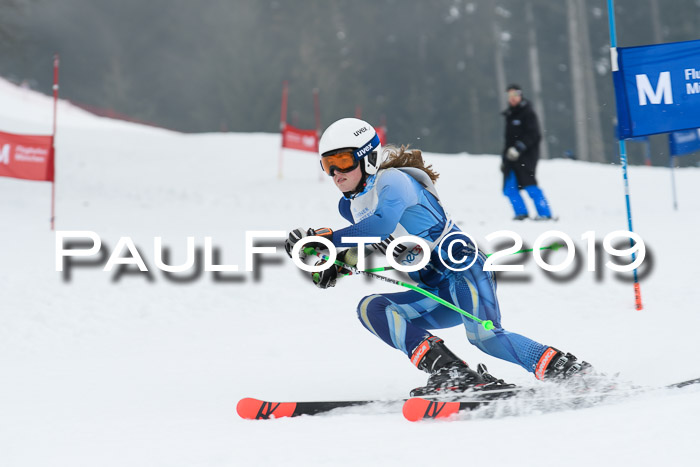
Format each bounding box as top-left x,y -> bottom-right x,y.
0,130 -> 54,181
635,72 -> 673,105
612,39 -> 700,139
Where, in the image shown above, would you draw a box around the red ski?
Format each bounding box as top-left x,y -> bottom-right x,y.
239,377 -> 700,421
237,397 -> 382,420
402,397 -> 495,422
403,376 -> 700,421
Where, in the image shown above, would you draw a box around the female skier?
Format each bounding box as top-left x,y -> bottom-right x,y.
284,118 -> 589,396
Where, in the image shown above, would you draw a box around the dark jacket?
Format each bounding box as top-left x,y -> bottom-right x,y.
502,98 -> 541,188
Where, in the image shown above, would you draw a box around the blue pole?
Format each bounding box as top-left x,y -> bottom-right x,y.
607,0 -> 643,310
607,0 -> 618,48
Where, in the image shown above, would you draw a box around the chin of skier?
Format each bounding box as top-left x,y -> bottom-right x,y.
284,117 -> 591,397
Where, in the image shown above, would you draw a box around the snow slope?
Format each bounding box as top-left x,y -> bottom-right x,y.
1,78 -> 699,467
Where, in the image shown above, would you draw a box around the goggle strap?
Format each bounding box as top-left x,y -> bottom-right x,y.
353,133 -> 380,159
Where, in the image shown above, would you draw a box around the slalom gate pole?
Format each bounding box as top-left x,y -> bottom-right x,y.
607,0 -> 643,310
303,247 -> 495,330
278,81 -> 288,179
50,54 -> 60,231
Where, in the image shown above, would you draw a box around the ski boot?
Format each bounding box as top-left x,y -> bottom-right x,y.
473,363 -> 519,400
409,336 -> 512,397
476,363 -> 517,390
535,347 -> 592,381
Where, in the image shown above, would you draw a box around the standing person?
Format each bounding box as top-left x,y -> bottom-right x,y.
285,118 -> 589,396
502,84 -> 553,220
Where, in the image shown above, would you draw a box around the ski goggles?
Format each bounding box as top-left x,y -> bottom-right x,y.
320,133 -> 381,176
320,150 -> 360,176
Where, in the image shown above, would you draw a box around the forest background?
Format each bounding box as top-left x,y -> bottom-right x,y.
2,0 -> 699,165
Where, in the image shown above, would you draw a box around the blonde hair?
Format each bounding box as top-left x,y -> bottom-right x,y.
379,145 -> 439,183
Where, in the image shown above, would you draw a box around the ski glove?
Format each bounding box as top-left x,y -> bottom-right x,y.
311,260 -> 339,288
506,146 -> 520,161
284,227 -> 334,258
506,141 -> 527,161
311,249 -> 352,289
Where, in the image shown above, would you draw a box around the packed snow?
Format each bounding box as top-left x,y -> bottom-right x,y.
1,77 -> 699,467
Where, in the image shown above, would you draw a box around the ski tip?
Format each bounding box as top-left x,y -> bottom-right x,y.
403,397 -> 460,422
237,398 -> 263,419
236,398 -> 297,420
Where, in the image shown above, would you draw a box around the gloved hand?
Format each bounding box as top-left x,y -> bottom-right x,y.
506,146 -> 520,161
310,249 -> 354,288
284,227 -> 333,258
506,141 -> 527,161
311,260 -> 339,288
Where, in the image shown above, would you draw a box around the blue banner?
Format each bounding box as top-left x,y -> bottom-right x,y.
614,123 -> 648,142
669,128 -> 700,156
613,39 -> 700,139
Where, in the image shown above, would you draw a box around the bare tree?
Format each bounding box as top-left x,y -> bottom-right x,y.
0,0 -> 26,44
577,0 -> 606,163
525,1 -> 549,159
567,0 -> 587,161
492,9 -> 507,111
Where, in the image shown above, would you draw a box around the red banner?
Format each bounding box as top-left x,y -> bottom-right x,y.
282,124 -> 318,152
0,131 -> 54,182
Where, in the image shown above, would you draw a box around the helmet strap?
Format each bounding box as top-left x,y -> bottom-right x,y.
343,164 -> 370,199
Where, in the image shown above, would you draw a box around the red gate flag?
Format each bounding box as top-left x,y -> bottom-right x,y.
376,125 -> 387,145
281,123 -> 318,152
0,130 -> 54,182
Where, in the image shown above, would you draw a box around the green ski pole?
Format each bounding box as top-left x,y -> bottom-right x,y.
303,247 -> 495,331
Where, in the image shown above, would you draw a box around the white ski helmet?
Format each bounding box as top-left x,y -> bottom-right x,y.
318,118 -> 384,175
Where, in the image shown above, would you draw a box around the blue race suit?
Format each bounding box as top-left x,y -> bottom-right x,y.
331,168 -> 547,373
